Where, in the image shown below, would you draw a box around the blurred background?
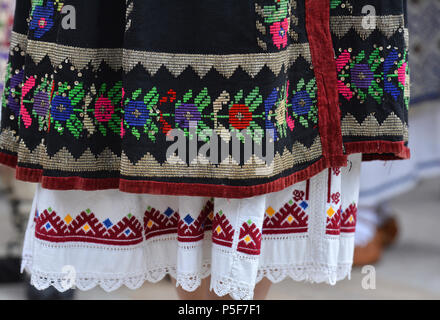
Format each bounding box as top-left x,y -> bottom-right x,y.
0,0 -> 439,300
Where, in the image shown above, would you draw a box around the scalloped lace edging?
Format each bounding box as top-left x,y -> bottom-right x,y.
256,264 -> 353,285
21,255 -> 352,299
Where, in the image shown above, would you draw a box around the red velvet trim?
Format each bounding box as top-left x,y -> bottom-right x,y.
327,168 -> 331,203
305,179 -> 310,200
118,156 -> 348,198
15,166 -> 121,190
2,141 -> 410,197
305,0 -> 345,167
0,151 -> 347,198
344,140 -> 411,161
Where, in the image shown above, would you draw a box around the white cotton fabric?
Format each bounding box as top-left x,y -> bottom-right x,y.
21,154 -> 362,300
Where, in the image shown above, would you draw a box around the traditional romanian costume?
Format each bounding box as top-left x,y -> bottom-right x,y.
0,0 -> 409,299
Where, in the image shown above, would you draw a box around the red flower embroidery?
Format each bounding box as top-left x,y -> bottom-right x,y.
95,96 -> 114,122
229,104 -> 252,130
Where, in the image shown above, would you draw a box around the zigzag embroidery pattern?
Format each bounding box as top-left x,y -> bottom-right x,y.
10,32 -> 312,80
330,15 -> 407,40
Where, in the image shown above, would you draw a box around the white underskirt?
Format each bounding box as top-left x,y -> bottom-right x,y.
22,154 -> 362,300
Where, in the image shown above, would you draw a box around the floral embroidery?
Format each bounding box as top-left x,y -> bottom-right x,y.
336,47 -> 408,105
21,73 -> 52,131
34,91 -> 50,117
262,0 -> 290,49
125,101 -> 149,126
51,96 -> 73,121
90,82 -> 123,137
270,17 -> 289,50
264,88 -> 280,140
351,63 -> 373,89
264,81 -> 295,141
4,67 -> 23,115
21,77 -> 36,129
255,0 -> 294,51
224,87 -> 264,143
383,49 -> 401,100
174,87 -> 211,140
95,96 -> 115,123
290,78 -> 318,128
49,81 -> 85,137
274,84 -> 288,136
176,103 -> 201,129
122,86 -> 156,140
397,52 -> 409,109
229,104 -> 252,130
11,68 -> 317,145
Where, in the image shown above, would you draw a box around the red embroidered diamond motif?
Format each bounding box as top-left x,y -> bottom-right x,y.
35,208 -> 143,245
263,199 -> 308,234
178,200 -> 213,242
326,205 -> 341,235
144,206 -> 180,240
212,210 -> 234,248
237,219 -> 262,255
341,203 -> 357,233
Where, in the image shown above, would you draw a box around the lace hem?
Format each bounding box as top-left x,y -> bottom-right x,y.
21,255 -> 352,299
22,254 -> 212,293
255,264 -> 353,285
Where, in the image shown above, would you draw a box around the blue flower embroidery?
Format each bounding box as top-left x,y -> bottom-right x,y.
29,1 -> 55,39
51,96 -> 73,121
383,49 -> 400,100
264,88 -> 279,140
125,101 -> 149,126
